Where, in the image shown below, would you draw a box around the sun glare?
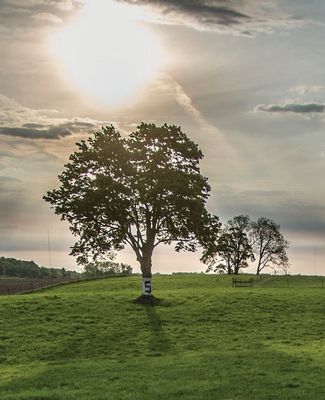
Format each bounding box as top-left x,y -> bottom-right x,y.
54,0 -> 162,107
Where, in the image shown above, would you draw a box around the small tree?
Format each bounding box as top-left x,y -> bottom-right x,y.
250,217 -> 289,275
203,215 -> 254,275
84,262 -> 101,278
120,263 -> 133,275
44,123 -> 219,300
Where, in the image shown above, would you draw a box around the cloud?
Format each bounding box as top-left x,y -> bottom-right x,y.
0,93 -> 113,140
0,0 -> 305,37
0,93 -> 21,108
34,12 -> 63,24
52,0 -> 79,11
289,85 -> 325,95
0,125 -> 71,139
0,120 -> 108,139
118,0 -> 305,36
0,0 -> 82,35
255,102 -> 325,114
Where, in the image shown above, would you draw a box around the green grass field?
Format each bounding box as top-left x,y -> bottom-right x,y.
0,274 -> 324,399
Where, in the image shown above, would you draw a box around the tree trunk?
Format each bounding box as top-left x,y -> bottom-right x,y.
133,239 -> 160,303
139,247 -> 153,297
133,254 -> 160,304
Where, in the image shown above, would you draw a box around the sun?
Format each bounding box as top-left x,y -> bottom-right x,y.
53,0 -> 162,107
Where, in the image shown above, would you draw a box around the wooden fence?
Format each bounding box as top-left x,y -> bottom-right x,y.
0,277 -> 80,295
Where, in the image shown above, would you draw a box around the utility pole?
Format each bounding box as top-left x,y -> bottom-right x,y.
313,247 -> 316,276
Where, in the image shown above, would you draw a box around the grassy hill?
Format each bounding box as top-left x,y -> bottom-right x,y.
0,274 -> 324,399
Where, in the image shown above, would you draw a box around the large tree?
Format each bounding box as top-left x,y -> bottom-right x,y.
44,123 -> 220,299
203,215 -> 254,275
250,217 -> 289,275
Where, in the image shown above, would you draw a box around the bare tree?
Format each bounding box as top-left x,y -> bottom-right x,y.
250,217 -> 289,275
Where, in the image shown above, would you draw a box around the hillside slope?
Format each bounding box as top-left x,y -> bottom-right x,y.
0,275 -> 324,400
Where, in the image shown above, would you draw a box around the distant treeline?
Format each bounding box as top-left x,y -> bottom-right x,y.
0,256 -> 133,279
0,257 -> 79,278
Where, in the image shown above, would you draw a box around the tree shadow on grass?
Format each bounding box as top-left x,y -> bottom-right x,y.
144,306 -> 170,356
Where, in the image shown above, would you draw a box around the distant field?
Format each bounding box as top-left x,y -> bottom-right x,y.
0,274 -> 324,399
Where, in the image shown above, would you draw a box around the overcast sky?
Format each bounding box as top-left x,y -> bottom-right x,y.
0,0 -> 324,274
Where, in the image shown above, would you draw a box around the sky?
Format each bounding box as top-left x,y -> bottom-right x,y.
0,0 -> 324,275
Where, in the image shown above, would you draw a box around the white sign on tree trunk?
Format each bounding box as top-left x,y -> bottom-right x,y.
142,278 -> 152,296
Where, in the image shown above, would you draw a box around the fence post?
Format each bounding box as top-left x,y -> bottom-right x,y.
286,278 -> 289,288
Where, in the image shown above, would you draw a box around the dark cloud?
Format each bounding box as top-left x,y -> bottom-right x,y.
0,119 -> 108,139
0,125 -> 71,139
0,0 -> 304,37
0,94 -> 112,139
130,0 -> 250,23
0,121 -> 104,139
118,0 -> 303,35
256,102 -> 325,114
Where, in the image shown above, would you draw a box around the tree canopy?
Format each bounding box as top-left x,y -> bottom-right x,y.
203,215 -> 254,275
44,123 -> 220,296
